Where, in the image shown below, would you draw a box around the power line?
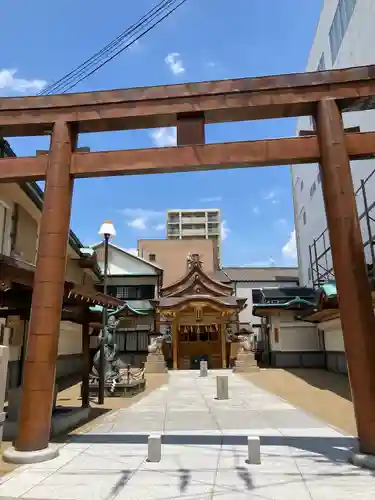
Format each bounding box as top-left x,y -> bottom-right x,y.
40,0 -> 176,94
62,0 -> 187,94
39,0 -> 188,95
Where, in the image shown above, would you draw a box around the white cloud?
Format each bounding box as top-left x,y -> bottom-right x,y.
250,258 -> 276,267
276,218 -> 287,226
263,190 -> 278,205
128,40 -> 141,52
0,69 -> 46,94
282,230 -> 297,259
128,217 -> 147,230
164,52 -> 185,75
221,220 -> 230,241
263,190 -> 276,200
124,248 -> 138,256
200,196 -> 222,203
206,61 -> 217,69
150,127 -> 177,148
121,208 -> 164,232
252,206 -> 260,215
154,223 -> 165,231
121,208 -> 163,219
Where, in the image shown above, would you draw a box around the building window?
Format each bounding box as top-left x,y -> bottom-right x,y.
310,181 -> 316,199
317,53 -> 326,71
329,0 -> 357,64
252,289 -> 262,304
149,253 -> 156,262
300,179 -> 304,191
303,210 -> 307,225
107,285 -> 154,300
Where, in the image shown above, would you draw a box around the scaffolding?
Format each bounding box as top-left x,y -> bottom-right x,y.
309,168 -> 375,287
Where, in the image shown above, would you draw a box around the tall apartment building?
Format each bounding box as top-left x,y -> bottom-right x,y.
166,208 -> 221,262
291,0 -> 375,286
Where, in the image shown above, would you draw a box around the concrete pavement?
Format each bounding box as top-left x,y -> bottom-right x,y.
0,369 -> 374,499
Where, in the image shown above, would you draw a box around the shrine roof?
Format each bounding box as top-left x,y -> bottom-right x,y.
89,299 -> 153,316
252,297 -> 316,317
68,285 -> 125,308
209,266 -> 299,284
153,295 -> 246,309
161,254 -> 233,297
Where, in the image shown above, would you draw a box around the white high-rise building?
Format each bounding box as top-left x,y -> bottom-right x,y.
166,208 -> 221,261
292,0 -> 375,286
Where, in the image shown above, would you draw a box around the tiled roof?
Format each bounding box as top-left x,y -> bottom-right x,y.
209,267 -> 299,283
261,287 -> 317,301
208,269 -> 232,283
126,300 -> 154,311
155,295 -> 245,308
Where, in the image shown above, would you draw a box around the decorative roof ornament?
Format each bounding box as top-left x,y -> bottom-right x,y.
187,252 -> 203,269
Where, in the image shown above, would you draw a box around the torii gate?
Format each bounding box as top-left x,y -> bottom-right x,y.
2,65 -> 375,463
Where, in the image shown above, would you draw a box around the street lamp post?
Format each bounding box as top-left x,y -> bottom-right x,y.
98,220 -> 116,405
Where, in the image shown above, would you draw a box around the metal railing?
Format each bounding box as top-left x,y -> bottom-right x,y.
309,168 -> 375,287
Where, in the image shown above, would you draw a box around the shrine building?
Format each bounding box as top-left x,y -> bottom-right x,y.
152,254 -> 247,369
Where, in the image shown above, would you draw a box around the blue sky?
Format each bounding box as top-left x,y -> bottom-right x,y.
0,0 -> 322,266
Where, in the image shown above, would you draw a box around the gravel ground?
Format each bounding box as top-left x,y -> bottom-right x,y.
241,367 -> 356,435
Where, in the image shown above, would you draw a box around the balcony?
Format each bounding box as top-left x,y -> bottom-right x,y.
181,228 -> 206,237
181,217 -> 206,225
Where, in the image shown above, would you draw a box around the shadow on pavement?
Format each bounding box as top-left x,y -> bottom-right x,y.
66,432 -> 358,463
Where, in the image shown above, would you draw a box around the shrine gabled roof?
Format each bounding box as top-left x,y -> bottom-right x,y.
161,260 -> 233,297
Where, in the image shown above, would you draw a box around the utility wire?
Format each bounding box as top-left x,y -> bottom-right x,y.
40,0 -> 175,94
62,0 -> 186,94
39,0 -> 188,95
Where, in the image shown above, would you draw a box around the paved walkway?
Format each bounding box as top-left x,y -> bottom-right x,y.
0,370 -> 374,499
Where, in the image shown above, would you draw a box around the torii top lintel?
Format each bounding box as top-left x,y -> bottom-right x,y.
1,64 -> 375,136
1,65 -> 375,183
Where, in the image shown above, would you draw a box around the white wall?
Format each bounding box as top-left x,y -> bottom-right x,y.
292,0 -> 375,285
108,276 -> 158,287
320,317 -> 345,351
269,313 -> 320,352
58,321 -> 82,356
235,282 -> 254,326
96,244 -> 159,276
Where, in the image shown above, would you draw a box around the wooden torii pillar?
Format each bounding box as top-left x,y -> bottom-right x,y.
316,99 -> 375,458
4,121 -> 77,463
